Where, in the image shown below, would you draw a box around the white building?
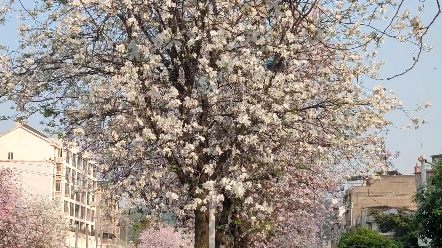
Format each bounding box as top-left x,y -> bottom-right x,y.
0,122 -> 98,248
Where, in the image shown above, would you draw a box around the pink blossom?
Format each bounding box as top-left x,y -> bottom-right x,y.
139,226 -> 191,248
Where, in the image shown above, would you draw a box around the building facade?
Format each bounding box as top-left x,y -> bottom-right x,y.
0,122 -> 98,248
343,174 -> 417,230
96,181 -> 122,248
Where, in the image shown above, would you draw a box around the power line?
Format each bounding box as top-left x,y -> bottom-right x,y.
391,185 -> 416,209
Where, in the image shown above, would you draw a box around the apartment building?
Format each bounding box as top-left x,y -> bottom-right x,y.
0,122 -> 98,248
96,181 -> 122,248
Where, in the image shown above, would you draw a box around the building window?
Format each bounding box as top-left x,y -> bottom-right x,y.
70,202 -> 74,216
65,183 -> 69,197
65,167 -> 71,181
78,156 -> 83,170
81,206 -> 85,219
7,152 -> 13,160
73,154 -> 77,168
84,159 -> 88,173
55,180 -> 61,192
75,204 -> 80,218
66,151 -> 70,164
71,186 -> 75,200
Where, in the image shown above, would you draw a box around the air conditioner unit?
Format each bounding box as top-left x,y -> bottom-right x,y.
55,157 -> 65,163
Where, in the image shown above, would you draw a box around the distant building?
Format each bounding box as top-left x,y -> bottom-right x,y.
414,163 -> 433,189
311,198 -> 346,248
0,122 -> 120,248
96,181 -> 122,248
357,206 -> 415,238
415,154 -> 442,189
343,174 -> 417,230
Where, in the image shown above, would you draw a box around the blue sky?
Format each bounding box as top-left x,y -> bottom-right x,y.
0,2 -> 440,175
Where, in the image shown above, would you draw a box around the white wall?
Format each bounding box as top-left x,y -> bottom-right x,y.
0,127 -> 55,161
0,161 -> 53,197
0,126 -> 55,197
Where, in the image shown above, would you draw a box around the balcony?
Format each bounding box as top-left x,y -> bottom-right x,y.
55,156 -> 65,163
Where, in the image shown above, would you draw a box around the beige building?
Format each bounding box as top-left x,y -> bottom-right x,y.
96,181 -> 122,248
343,174 -> 417,230
0,122 -> 98,248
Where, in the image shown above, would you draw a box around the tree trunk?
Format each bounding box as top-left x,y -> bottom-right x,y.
194,207 -> 210,248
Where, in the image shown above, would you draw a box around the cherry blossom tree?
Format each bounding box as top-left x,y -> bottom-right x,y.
139,225 -> 192,248
0,168 -> 69,248
0,0 -> 439,247
0,169 -> 18,226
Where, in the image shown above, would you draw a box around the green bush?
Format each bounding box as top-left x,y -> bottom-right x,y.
338,227 -> 401,248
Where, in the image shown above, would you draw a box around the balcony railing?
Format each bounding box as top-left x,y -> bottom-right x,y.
55,157 -> 65,163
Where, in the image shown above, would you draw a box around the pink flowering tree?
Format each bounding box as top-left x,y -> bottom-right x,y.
139,226 -> 192,248
0,168 -> 18,224
0,0 -> 439,247
0,168 -> 69,248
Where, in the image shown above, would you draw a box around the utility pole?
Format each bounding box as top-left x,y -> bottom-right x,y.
125,226 -> 128,248
209,200 -> 215,248
95,189 -> 101,248
418,156 -> 427,185
75,224 -> 79,248
86,223 -> 89,248
331,206 -> 339,248
74,189 -> 79,248
85,184 -> 89,248
417,155 -> 433,247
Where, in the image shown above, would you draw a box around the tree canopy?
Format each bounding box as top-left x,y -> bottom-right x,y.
0,0 -> 439,247
415,159 -> 442,246
0,168 -> 69,248
371,208 -> 419,248
338,227 -> 401,248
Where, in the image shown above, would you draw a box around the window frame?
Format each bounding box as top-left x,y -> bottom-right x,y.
55,180 -> 62,192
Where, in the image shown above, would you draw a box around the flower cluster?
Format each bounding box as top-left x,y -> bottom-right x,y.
139,225 -> 192,248
0,169 -> 69,248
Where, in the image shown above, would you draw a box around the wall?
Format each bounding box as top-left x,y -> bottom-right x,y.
345,175 -> 417,228
0,126 -> 55,197
0,161 -> 53,197
0,126 -> 55,161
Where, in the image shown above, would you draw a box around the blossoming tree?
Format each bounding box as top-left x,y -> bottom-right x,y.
0,0 -> 439,247
0,168 -> 69,248
0,169 -> 17,225
139,225 -> 192,248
